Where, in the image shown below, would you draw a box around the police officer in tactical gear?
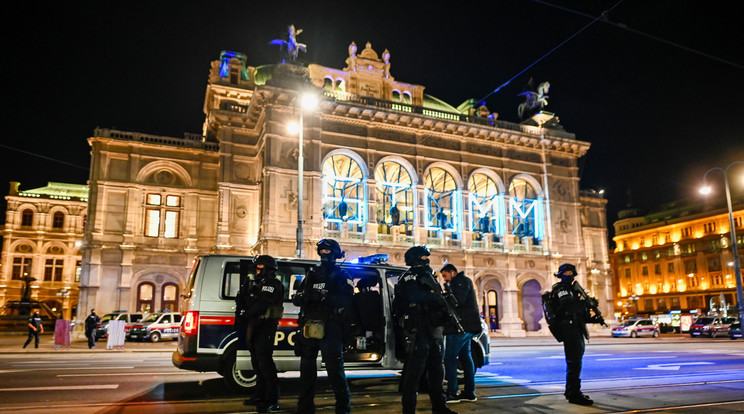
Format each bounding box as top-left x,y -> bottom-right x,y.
235,255 -> 285,412
293,239 -> 353,414
395,245 -> 456,414
549,263 -> 594,406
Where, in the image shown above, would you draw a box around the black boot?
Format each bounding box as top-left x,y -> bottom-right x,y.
567,393 -> 593,406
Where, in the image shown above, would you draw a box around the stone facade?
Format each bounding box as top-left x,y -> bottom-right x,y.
79,44 -> 611,336
0,182 -> 88,319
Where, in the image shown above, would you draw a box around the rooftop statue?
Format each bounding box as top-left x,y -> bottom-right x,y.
270,24 -> 307,63
517,78 -> 550,121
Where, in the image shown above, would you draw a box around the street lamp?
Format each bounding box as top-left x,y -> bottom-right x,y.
287,92 -> 318,258
629,294 -> 639,317
699,161 -> 744,324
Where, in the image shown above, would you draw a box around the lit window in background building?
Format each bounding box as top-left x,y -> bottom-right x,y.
144,193 -> 180,238
322,154 -> 366,233
375,161 -> 414,235
508,178 -> 542,242
424,167 -> 459,236
468,172 -> 503,241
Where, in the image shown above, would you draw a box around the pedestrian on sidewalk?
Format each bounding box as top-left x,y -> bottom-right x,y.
441,264 -> 481,404
23,311 -> 44,349
85,309 -> 101,349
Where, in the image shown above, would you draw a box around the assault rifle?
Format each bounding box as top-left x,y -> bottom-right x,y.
572,281 -> 608,328
440,280 -> 465,333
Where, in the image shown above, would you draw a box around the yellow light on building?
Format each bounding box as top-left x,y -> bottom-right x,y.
632,243 -> 639,250
649,285 -> 657,294
663,283 -> 671,293
617,301 -> 623,307
620,289 -> 628,297
635,284 -> 644,295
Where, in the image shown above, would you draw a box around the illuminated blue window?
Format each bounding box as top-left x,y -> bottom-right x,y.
218,51 -> 249,81
375,161 -> 414,235
424,167 -> 459,235
508,178 -> 543,242
322,154 -> 366,233
468,172 -> 503,241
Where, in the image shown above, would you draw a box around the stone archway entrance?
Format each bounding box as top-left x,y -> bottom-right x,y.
482,278 -> 503,332
521,279 -> 543,331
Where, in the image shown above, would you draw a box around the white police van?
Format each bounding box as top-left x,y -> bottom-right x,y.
172,254 -> 490,392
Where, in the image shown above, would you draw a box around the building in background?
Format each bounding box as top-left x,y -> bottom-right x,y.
79,41 -> 611,336
611,199 -> 744,320
0,182 -> 87,320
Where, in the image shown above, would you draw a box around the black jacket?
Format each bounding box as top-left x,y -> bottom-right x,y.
444,272 -> 482,335
235,271 -> 285,325
293,263 -> 353,323
394,266 -> 448,329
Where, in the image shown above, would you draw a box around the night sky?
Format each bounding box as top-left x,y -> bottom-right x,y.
3,1 -> 743,239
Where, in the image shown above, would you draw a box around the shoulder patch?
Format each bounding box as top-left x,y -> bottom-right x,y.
261,285 -> 275,293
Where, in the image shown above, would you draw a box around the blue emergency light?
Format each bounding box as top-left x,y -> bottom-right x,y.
355,254 -> 389,264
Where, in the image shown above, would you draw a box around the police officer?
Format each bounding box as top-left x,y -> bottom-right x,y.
23,311 -> 44,349
395,245 -> 456,414
293,239 -> 353,414
85,309 -> 101,349
235,255 -> 285,412
440,264 -> 481,403
549,263 -> 593,406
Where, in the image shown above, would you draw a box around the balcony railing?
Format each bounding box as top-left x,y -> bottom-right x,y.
323,91 -> 576,140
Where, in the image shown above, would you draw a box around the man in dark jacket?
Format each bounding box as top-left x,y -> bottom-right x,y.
235,255 -> 285,412
293,239 -> 353,414
84,309 -> 101,349
395,245 -> 456,414
23,311 -> 44,349
441,264 -> 481,403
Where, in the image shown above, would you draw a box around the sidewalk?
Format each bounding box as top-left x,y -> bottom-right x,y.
0,333 -> 177,354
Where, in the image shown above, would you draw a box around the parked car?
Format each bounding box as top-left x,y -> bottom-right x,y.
611,319 -> 660,338
689,316 -> 738,338
127,312 -> 181,342
729,321 -> 742,340
96,312 -> 146,339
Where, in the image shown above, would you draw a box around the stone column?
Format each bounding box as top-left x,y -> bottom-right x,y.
499,287 -> 526,337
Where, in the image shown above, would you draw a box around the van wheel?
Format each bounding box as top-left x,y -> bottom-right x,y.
652,330 -> 659,338
150,332 -> 161,343
221,349 -> 256,392
630,331 -> 638,338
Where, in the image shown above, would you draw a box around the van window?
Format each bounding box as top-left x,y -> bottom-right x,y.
174,314 -> 181,323
185,258 -> 201,299
131,314 -> 143,322
161,314 -> 172,323
222,261 -> 313,301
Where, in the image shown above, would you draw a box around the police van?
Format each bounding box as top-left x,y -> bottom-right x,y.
172,254 -> 490,391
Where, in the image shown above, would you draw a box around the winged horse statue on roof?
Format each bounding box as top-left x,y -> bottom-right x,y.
517,79 -> 550,121
270,25 -> 307,63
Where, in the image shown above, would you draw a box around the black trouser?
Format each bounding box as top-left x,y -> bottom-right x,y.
86,329 -> 97,348
562,326 -> 586,397
401,326 -> 446,414
23,330 -> 40,348
248,320 -> 280,404
297,320 -> 350,414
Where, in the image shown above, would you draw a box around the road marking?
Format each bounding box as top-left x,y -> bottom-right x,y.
596,356 -> 678,361
58,372 -> 217,377
536,355 -> 564,359
0,385 -> 119,392
634,362 -> 714,371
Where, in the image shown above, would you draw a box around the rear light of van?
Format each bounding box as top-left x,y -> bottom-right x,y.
183,311 -> 199,336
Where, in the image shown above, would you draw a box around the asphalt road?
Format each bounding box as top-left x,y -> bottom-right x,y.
1,335 -> 743,413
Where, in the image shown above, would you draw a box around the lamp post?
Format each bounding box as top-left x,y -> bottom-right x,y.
700,161 -> 744,324
629,294 -> 639,317
288,93 -> 318,258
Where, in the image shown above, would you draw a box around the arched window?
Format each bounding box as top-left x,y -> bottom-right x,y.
508,178 -> 543,241
44,245 -> 65,282
375,161 -> 414,235
322,154 -> 365,233
52,211 -> 65,229
335,78 -> 345,92
392,90 -> 401,102
323,77 -> 333,90
402,91 -> 412,104
21,209 -> 34,226
136,282 -> 155,313
424,167 -> 459,235
468,173 -> 503,240
161,283 -> 179,312
11,243 -> 34,281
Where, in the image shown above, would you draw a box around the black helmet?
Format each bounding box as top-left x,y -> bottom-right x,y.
254,255 -> 277,271
316,239 -> 344,260
555,263 -> 577,277
404,245 -> 431,266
